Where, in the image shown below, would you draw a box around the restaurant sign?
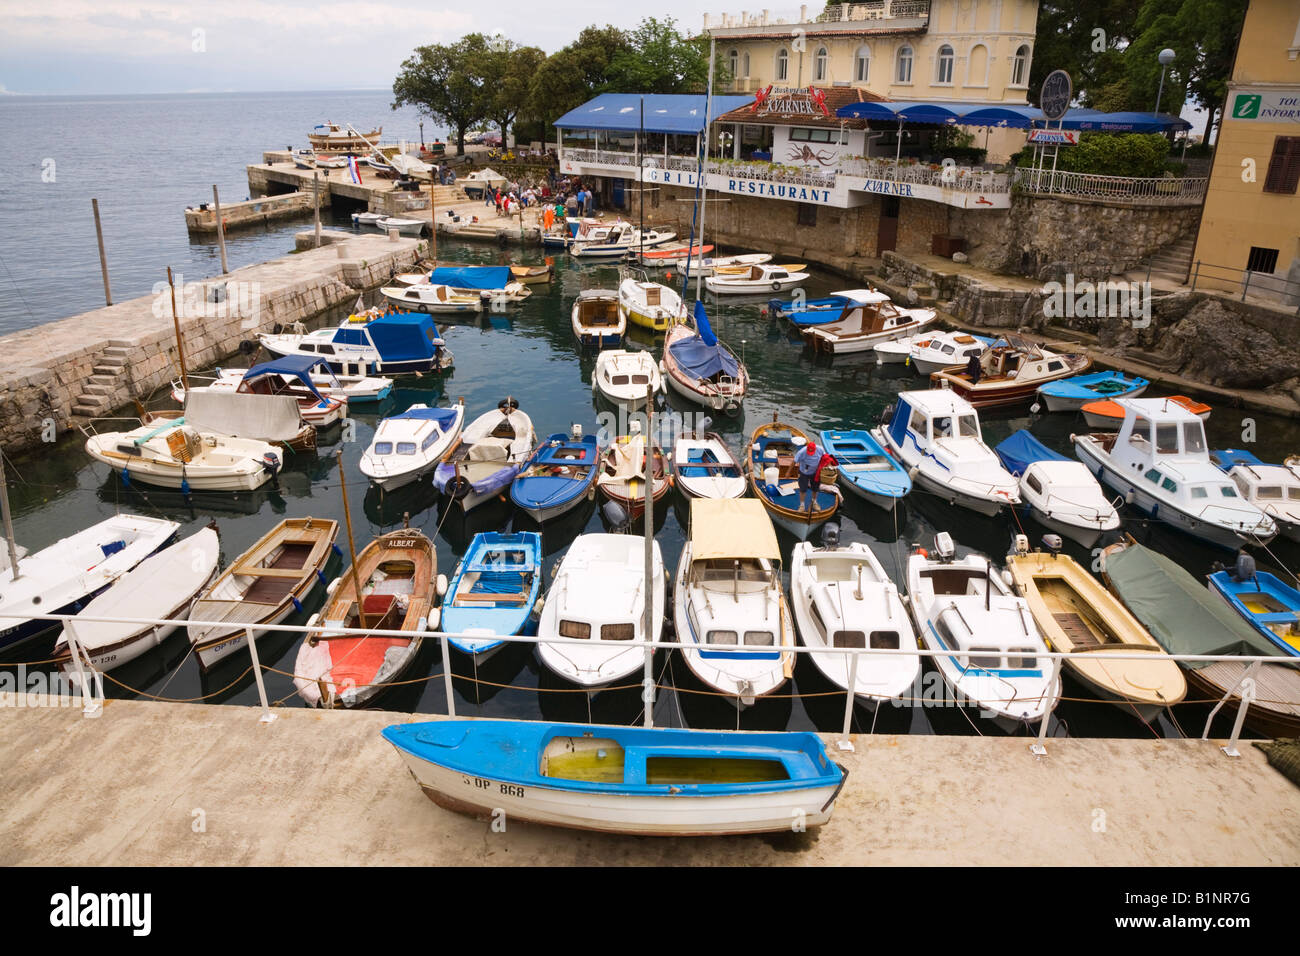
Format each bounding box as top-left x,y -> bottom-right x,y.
752,86 -> 832,119
1027,129 -> 1079,145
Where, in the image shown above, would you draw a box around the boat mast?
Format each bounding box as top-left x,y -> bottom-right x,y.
335,451 -> 369,630
641,383 -> 654,728
695,35 -> 717,306
0,452 -> 20,581
637,96 -> 644,265
167,267 -> 189,392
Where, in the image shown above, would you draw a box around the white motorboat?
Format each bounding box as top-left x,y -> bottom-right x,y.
872,331 -> 934,365
660,313 -> 748,414
674,498 -> 794,708
618,278 -> 688,333
670,431 -> 746,500
432,398 -> 536,512
375,216 -> 428,237
906,533 -> 1060,730
994,430 -> 1121,549
658,253 -> 772,277
803,299 -> 939,356
360,401 -> 466,491
52,527 -> 220,673
1073,398 -> 1277,548
257,310 -> 454,377
907,331 -> 995,375
571,289 -> 625,348
171,356 -> 348,427
176,365 -> 392,405
381,283 -> 483,314
790,533 -> 919,708
591,349 -> 662,406
871,390 -> 1020,516
352,211 -> 386,228
569,222 -> 675,259
705,263 -> 809,296
536,533 -> 665,688
83,418 -> 283,492
1212,449 -> 1300,543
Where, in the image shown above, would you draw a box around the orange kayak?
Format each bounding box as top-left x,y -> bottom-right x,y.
1081,394 -> 1211,429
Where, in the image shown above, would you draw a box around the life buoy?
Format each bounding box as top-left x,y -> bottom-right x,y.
445,475 -> 472,500
771,281 -> 783,292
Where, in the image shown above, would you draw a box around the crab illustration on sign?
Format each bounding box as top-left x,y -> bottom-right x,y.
752,85 -> 773,113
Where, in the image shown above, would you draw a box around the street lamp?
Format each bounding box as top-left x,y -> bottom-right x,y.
1154,48 -> 1176,116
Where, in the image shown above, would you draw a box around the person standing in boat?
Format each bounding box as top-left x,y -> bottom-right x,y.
795,440 -> 821,513
965,352 -> 982,384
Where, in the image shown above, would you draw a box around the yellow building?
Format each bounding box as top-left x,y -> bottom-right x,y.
1191,0 -> 1300,301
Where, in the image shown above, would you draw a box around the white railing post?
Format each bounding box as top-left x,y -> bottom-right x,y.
244,627 -> 276,724
63,619 -> 103,718
1201,660 -> 1259,757
440,632 -> 457,717
838,648 -> 859,751
1030,680 -> 1056,756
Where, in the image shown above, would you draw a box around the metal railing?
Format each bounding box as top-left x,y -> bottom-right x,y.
839,157 -> 1012,193
816,0 -> 931,23
1012,166 -> 1208,206
1189,260 -> 1300,311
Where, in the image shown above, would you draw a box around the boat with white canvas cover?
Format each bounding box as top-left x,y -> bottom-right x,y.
360,401 -> 466,491
994,430 -> 1120,549
618,278 -> 688,332
432,398 -> 536,512
596,427 -> 670,522
906,533 -> 1060,730
660,302 -> 748,414
172,355 -> 347,427
592,349 -> 662,406
674,498 -> 795,708
790,530 -> 919,708
1211,449 -> 1300,543
83,417 -> 283,492
803,299 -> 938,356
52,527 -> 220,673
536,533 -> 665,688
671,431 -> 746,500
705,263 -> 809,296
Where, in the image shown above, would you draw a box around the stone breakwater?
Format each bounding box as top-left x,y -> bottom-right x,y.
0,231 -> 426,457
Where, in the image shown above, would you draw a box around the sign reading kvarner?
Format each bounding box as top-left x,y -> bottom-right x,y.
1227,88 -> 1300,122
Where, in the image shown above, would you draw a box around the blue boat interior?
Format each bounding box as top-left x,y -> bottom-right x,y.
751,433 -> 837,511
1040,370 -> 1148,398
820,430 -> 908,494
1209,569 -> 1300,657
513,435 -> 598,506
680,447 -> 741,479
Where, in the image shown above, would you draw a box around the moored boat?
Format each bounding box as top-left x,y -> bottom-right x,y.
571,289 -> 625,348
905,331 -> 995,375
618,277 -> 688,332
1036,370 -> 1149,413
930,334 -> 1090,409
591,349 -> 662,407
381,283 -> 484,314
511,429 -> 600,523
803,298 -> 938,355
257,310 -> 453,377
780,289 -> 889,328
994,429 -> 1120,549
173,355 -> 347,426
747,417 -> 840,540
1081,394 -> 1211,430
705,263 -> 809,296
441,531 -> 542,661
670,431 -> 746,500
596,426 -> 670,521
83,417 -> 283,492
1207,553 -> 1300,658
432,398 -> 536,512
660,302 -> 748,414
819,429 -> 910,511
360,402 -> 466,491
1211,449 -> 1300,543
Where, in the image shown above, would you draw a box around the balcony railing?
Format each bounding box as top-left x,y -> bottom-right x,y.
816,1 -> 930,23
837,157 -> 1011,194
1012,166 -> 1208,206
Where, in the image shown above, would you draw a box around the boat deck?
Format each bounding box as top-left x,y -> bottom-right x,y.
2,699 -> 1295,865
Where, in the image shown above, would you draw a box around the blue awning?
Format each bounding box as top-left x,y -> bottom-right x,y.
555,93 -> 753,135
836,100 -> 1191,132
346,312 -> 442,363
428,266 -> 512,290
243,354 -> 330,403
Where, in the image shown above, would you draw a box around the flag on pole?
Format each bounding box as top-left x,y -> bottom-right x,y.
348,156 -> 362,185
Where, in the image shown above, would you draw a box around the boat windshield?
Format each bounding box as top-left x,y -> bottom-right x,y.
1183,421 -> 1206,454
693,557 -> 773,591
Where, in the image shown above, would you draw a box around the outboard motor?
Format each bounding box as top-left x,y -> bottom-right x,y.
498,396 -> 519,414
1041,534 -> 1063,553
819,522 -> 841,551
933,531 -> 955,562
1232,551 -> 1257,583
602,500 -> 630,533
261,452 -> 281,490
880,402 -> 896,425
570,423 -> 583,441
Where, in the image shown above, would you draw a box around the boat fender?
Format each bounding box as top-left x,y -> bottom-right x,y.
315,568 -> 328,587
120,467 -> 131,487
325,577 -> 340,596
331,542 -> 343,558
306,613 -> 319,629
436,573 -> 449,599
907,465 -> 920,481
771,281 -> 782,292
291,596 -> 303,613
425,607 -> 440,630
532,597 -> 545,618
446,475 -> 472,500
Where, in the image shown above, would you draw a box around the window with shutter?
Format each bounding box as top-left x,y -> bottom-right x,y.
1263,136 -> 1300,194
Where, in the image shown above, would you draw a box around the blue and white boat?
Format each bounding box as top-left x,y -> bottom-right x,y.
381,719 -> 847,835
770,289 -> 889,327
511,429 -> 600,522
360,402 -> 466,491
1211,449 -> 1300,543
1207,556 -> 1300,658
257,311 -> 454,377
433,399 -> 536,512
819,429 -> 910,510
441,532 -> 543,660
1036,370 -> 1148,413
995,430 -> 1120,548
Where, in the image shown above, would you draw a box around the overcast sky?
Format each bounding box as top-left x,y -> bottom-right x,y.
1,1 -> 721,95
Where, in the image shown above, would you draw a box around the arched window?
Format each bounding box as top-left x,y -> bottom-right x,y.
936,44 -> 954,84
776,48 -> 789,82
814,47 -> 828,82
896,45 -> 913,83
1011,44 -> 1030,86
728,49 -> 738,78
742,52 -> 750,78
854,45 -> 870,84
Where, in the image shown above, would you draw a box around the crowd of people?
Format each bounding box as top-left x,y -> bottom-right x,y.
485,173 -> 597,223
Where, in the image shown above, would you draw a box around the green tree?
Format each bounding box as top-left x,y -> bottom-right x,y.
607,17 -> 713,94
528,25 -> 631,132
391,34 -> 491,155
481,37 -> 547,145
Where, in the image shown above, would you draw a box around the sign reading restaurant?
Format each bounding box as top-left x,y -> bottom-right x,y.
643,166 -> 834,204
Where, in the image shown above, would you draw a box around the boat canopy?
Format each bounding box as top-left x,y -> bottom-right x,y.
389,406 -> 459,427
689,498 -> 779,561
183,390 -> 304,441
336,312 -> 443,361
243,354 -> 331,403
1104,542 -> 1282,665
428,266 -> 512,290
995,429 -> 1068,477
1211,448 -> 1266,469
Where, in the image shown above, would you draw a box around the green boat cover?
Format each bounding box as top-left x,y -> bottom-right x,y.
1104,542 -> 1282,668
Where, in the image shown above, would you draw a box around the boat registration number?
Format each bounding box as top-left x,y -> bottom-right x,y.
465,776 -> 525,798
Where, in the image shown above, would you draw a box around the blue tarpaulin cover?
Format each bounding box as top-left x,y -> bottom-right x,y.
342,312 -> 440,361
554,93 -> 753,135
671,304 -> 739,380
428,266 -> 512,290
994,429 -> 1069,477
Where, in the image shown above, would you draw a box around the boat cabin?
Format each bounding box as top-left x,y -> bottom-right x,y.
369,407 -> 458,460
574,291 -> 621,328
1106,398 -> 1212,470
800,552 -> 902,651
823,300 -> 923,338
920,564 -> 1041,672
885,389 -> 984,454
1213,450 -> 1300,511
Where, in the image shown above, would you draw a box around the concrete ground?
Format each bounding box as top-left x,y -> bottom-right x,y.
1,698 -> 1295,866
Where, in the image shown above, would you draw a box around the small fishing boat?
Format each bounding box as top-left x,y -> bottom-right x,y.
432,398 -> 535,512
571,289 -> 625,348
790,530 -> 920,708
536,533 -> 665,687
596,425 -> 670,521
352,211 -> 386,228
747,417 -> 841,539
309,122 -> 381,152
52,527 -> 220,673
907,533 -> 1061,730
671,431 -> 746,500
819,429 -> 910,511
665,252 -> 771,277
930,334 -> 1090,410
188,517 -> 339,670
511,428 -> 600,522
176,361 -> 392,406
591,350 -> 662,406
0,514 -> 179,652
618,278 -> 688,332
872,390 -> 1019,516
1100,536 -> 1300,737
705,263 -> 809,296
872,331 -> 940,366
674,498 -> 795,708
660,303 -> 748,414
375,216 -> 428,237
1073,398 -> 1276,549
803,299 -> 939,356
381,283 -> 483,314
1207,553 -> 1300,658
381,720 -> 846,835
1211,449 -> 1300,542
293,528 -> 438,707
636,243 -> 713,265
258,310 -> 453,377
83,417 -> 283,492
1006,536 -> 1186,719
901,331 -> 995,375
360,401 -> 466,491
510,263 -> 553,285
441,531 -> 543,661
778,289 -> 889,328
1081,394 -> 1211,430
1036,370 -> 1149,413
994,429 -> 1120,548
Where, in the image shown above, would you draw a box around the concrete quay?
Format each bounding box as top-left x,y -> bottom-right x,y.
1,697 -> 1295,866
184,190 -> 325,234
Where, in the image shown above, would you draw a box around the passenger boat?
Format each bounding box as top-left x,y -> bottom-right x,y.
432,398 -> 535,512
746,417 -> 840,540
671,431 -> 746,500
0,514 -> 179,652
618,278 -> 688,332
1081,394 -> 1211,430
375,216 -> 428,237
777,289 -> 889,327
188,517 -> 339,670
175,361 -> 392,406
441,531 -> 541,660
1073,398 -> 1276,549
705,263 -> 809,296
660,303 -> 748,414
901,331 -> 995,375
930,335 -> 1090,409
381,283 -> 484,314
596,426 -> 670,521
381,720 -> 846,835
906,533 -> 1060,730
803,299 -> 938,355
571,289 -> 625,348
293,528 -> 437,707
1005,536 -> 1186,719
674,498 -> 796,708
1211,449 -> 1300,542
994,429 -> 1120,549
872,390 -> 1019,516
591,349 -> 662,407
172,355 -> 348,426
258,310 -> 453,377
309,122 -> 381,152
511,429 -> 600,523
52,527 -> 220,674
569,222 -> 675,259
83,417 -> 283,492
360,402 -> 466,491
1207,553 -> 1300,658
1036,370 -> 1149,413
818,429 -> 910,511
1100,536 -> 1300,737
536,533 -> 665,687
790,532 -> 919,708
